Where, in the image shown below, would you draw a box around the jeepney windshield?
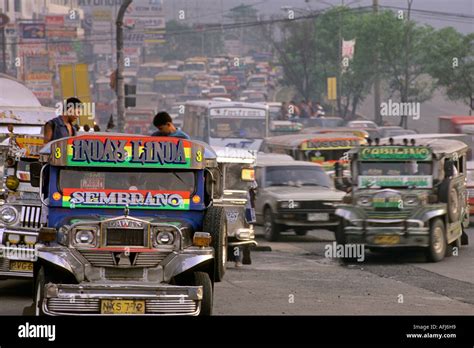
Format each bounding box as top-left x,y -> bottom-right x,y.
59,169 -> 195,192
358,161 -> 432,176
210,118 -> 266,139
303,149 -> 350,162
225,163 -> 253,190
265,165 -> 332,188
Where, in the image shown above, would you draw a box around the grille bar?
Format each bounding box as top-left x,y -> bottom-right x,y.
20,206 -> 42,229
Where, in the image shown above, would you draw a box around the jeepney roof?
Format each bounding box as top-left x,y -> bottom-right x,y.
41,133 -> 217,164
213,146 -> 256,164
264,132 -> 362,148
353,138 -> 468,156
256,156 -> 320,168
184,100 -> 269,111
301,127 -> 369,137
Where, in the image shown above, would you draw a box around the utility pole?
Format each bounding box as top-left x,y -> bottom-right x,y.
373,0 -> 381,125
116,0 -> 133,133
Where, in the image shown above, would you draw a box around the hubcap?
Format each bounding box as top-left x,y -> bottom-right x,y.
432,225 -> 444,254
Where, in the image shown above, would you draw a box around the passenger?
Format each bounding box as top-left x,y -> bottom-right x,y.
44,97 -> 82,143
152,111 -> 190,139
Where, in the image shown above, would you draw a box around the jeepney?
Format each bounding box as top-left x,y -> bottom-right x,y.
261,133 -> 365,171
213,147 -> 258,265
335,138 -> 469,262
30,134 -> 227,315
0,133 -> 44,279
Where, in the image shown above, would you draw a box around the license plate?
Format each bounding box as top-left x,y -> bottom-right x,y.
307,213 -> 329,221
374,235 -> 400,245
101,300 -> 145,314
9,261 -> 33,272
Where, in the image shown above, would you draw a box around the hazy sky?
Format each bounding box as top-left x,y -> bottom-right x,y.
163,0 -> 473,34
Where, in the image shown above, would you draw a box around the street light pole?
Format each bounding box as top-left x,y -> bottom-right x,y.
116,0 -> 132,133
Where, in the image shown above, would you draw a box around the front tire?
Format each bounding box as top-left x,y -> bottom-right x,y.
194,272 -> 213,316
34,267 -> 47,316
263,207 -> 281,241
426,218 -> 447,262
203,206 -> 227,282
242,245 -> 252,265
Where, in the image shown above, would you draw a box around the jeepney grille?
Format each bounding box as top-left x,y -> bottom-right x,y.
0,258 -> 9,272
106,228 -> 145,247
46,298 -> 198,315
77,250 -> 170,267
20,206 -> 42,229
366,211 -> 411,219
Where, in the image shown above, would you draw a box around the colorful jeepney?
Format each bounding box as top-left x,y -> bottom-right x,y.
261,133 -> 365,171
0,134 -> 44,279
213,147 -> 258,265
30,134 -> 227,315
335,139 -> 469,262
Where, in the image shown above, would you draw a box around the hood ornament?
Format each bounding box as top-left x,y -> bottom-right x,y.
124,204 -> 129,217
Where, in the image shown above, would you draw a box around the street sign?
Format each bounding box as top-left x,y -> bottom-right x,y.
0,14 -> 9,28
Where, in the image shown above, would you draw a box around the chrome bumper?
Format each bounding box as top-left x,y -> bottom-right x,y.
0,257 -> 34,278
42,282 -> 203,316
344,218 -> 430,247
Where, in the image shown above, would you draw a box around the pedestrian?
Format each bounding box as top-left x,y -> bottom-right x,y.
152,111 -> 190,139
314,102 -> 326,118
288,100 -> 300,118
299,100 -> 310,118
280,102 -> 288,120
44,97 -> 81,143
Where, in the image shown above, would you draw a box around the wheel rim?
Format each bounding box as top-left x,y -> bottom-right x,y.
449,189 -> 458,215
264,210 -> 272,237
432,225 -> 444,254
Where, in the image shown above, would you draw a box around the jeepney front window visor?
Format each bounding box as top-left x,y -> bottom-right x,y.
58,168 -> 197,195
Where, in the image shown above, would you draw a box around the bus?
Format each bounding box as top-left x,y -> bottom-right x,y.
183,100 -> 269,150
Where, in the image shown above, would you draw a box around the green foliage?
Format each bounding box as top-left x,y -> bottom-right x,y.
425,28 -> 474,108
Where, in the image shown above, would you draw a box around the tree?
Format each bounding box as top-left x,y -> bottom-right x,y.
374,9 -> 436,127
425,29 -> 474,114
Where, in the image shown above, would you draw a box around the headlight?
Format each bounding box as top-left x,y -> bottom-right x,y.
156,230 -> 175,245
279,200 -> 300,209
404,196 -> 419,206
357,196 -> 372,207
24,235 -> 38,245
74,229 -> 96,246
7,233 -> 20,244
0,206 -> 18,224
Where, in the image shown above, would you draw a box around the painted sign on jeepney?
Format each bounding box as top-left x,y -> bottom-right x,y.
358,175 -> 433,188
50,135 -> 205,169
61,189 -> 190,210
360,147 -> 432,161
302,138 -> 360,150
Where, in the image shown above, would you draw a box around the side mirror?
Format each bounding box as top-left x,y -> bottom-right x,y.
444,159 -> 454,178
334,162 -> 342,178
29,162 -> 42,188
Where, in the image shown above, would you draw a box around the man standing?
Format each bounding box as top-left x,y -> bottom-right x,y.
152,111 -> 190,139
44,97 -> 82,143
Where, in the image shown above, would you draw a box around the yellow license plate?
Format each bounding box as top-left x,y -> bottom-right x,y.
101,300 -> 145,314
9,261 -> 33,272
374,235 -> 400,245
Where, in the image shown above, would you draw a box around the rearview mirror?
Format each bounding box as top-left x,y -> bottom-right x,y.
29,162 -> 42,187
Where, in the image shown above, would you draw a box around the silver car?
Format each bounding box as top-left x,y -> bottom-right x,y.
254,156 -> 346,241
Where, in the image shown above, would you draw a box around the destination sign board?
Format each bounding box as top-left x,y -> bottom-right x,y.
50,135 -> 205,169
209,108 -> 266,118
358,175 -> 433,188
360,146 -> 432,161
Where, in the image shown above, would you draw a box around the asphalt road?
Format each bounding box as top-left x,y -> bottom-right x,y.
0,227 -> 472,315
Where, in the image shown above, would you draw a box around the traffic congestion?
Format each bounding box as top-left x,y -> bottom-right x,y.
0,1 -> 473,332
